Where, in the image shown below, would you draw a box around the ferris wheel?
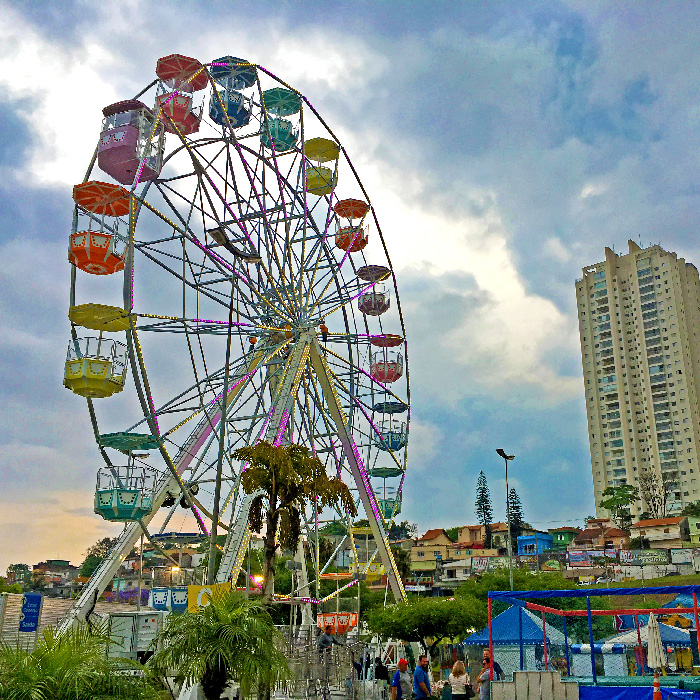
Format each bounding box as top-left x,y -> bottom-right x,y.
60,54 -> 410,629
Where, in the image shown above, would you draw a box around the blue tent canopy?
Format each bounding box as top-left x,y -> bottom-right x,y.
464,605 -> 564,646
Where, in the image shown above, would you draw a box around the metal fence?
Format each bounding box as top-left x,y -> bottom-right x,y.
273,626 -> 389,700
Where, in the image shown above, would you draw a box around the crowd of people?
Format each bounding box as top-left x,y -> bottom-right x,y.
388,650 -> 502,700
317,625 -> 504,700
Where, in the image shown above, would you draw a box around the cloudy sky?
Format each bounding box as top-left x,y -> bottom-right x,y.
3,0 -> 700,572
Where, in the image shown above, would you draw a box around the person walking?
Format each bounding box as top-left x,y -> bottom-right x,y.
449,661 -> 471,700
391,659 -> 413,700
476,659 -> 490,700
414,655 -> 432,700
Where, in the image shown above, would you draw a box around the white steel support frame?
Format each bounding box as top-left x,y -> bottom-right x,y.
214,332 -> 406,603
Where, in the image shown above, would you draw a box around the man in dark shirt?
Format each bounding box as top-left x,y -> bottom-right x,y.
318,625 -> 341,660
375,657 -> 390,682
482,650 -> 504,680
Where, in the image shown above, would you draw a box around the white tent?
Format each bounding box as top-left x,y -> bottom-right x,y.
603,622 -> 691,648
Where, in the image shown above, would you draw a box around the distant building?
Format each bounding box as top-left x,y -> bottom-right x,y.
517,532 -> 553,556
576,241 -> 700,517
569,523 -> 629,550
410,529 -> 453,574
688,517 -> 700,546
629,516 -> 690,549
548,527 -> 582,551
489,522 -> 510,553
440,560 -> 472,583
457,524 -> 486,547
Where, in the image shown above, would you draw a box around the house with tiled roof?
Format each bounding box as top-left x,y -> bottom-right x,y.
548,526 -> 582,551
457,524 -> 486,547
569,525 -> 629,551
410,529 -> 453,573
630,516 -> 690,549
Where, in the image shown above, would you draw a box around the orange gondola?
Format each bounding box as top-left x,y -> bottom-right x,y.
70,182 -> 129,275
69,231 -> 125,275
73,181 -> 130,217
335,226 -> 369,252
334,198 -> 369,220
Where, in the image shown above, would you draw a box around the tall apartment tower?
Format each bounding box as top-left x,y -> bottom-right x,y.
577,241 -> 700,517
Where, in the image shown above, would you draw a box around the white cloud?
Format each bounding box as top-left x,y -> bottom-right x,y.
544,237 -> 571,263
0,5 -> 119,186
580,182 -> 607,199
405,420 -> 441,471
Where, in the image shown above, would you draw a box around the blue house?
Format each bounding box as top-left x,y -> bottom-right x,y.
517,531 -> 553,556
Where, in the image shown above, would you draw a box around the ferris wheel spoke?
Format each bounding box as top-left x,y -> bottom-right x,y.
307,338 -> 406,600
200,142 -> 301,318
148,180 -> 288,322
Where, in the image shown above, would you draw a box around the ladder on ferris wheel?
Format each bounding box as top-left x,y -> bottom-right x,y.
216,339 -> 310,584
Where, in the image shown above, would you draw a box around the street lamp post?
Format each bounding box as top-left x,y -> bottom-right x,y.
496,449 -> 516,591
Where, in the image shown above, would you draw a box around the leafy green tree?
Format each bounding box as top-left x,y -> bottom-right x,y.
79,555 -> 103,578
150,591 -> 290,700
681,501 -> 700,518
475,471 -> 493,547
0,579 -> 22,594
445,527 -> 459,542
599,484 -> 638,529
0,623 -> 158,699
320,520 -> 348,536
5,563 -> 30,585
508,488 -> 525,540
78,537 -> 121,578
388,520 -> 418,541
233,441 -> 356,601
366,596 -> 486,657
390,545 -> 411,580
317,536 -> 336,569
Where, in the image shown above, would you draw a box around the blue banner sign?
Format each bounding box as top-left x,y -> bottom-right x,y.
19,593 -> 42,632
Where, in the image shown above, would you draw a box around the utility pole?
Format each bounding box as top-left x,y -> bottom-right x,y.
497,449 -> 516,591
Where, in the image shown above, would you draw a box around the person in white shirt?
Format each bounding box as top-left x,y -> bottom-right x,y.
449,660 -> 471,699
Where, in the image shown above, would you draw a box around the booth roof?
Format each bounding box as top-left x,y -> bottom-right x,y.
464,605 -> 565,646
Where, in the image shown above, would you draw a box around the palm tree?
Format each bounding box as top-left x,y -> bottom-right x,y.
149,590 -> 290,700
232,441 -> 357,601
0,622 -> 158,699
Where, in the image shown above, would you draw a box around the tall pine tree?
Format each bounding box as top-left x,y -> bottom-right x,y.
475,471 -> 493,548
507,488 -> 525,540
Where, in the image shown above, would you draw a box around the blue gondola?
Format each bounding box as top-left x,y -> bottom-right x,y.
209,89 -> 252,127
